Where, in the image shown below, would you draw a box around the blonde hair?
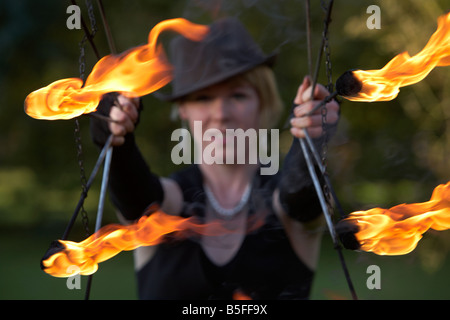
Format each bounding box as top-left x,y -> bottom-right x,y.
230,65 -> 283,129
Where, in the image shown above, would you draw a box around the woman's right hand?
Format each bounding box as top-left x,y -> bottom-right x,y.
108,94 -> 140,146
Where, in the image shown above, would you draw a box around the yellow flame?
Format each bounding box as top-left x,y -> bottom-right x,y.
24,18 -> 209,120
343,182 -> 450,255
346,12 -> 450,102
42,209 -> 232,277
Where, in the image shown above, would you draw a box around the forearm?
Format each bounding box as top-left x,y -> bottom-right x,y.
90,93 -> 164,221
108,133 -> 164,221
280,88 -> 339,223
278,136 -> 323,223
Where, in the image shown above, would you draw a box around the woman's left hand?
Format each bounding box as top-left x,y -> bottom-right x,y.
290,76 -> 339,139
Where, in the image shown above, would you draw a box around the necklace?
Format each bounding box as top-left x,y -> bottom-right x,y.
203,183 -> 252,218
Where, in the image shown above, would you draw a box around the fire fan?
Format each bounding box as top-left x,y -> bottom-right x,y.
24,0 -> 450,300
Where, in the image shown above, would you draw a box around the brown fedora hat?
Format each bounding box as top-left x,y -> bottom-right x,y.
156,17 -> 277,101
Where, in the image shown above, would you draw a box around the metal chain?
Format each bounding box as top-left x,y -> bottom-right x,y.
321,0 -> 333,165
73,0 -> 99,237
77,0 -> 97,81
75,34 -> 90,236
305,0 -> 358,300
323,30 -> 333,92
74,118 -> 90,237
85,0 -> 98,37
320,0 -> 334,211
78,37 -> 87,80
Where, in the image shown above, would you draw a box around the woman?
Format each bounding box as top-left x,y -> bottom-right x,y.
91,17 -> 339,299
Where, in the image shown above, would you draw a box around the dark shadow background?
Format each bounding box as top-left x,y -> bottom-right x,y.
0,0 -> 449,299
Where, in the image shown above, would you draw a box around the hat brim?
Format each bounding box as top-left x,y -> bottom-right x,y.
153,52 -> 277,102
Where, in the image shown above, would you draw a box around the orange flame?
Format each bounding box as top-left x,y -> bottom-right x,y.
41,208 -> 232,277
24,18 -> 209,120
346,12 -> 450,102
232,290 -> 252,300
343,182 -> 450,255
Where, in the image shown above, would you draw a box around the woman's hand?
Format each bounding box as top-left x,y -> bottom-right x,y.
290,76 -> 339,139
109,95 -> 140,146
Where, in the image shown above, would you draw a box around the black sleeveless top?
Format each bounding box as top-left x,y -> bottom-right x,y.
136,165 -> 314,300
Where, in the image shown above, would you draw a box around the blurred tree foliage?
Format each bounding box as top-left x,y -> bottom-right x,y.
0,0 -> 449,268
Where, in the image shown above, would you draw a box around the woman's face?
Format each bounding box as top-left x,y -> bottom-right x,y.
179,81 -> 260,164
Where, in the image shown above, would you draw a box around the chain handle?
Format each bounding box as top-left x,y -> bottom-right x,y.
85,0 -> 98,38
73,0 -> 98,237
319,0 -> 334,213
321,0 -> 333,165
75,36 -> 90,236
74,118 -> 91,237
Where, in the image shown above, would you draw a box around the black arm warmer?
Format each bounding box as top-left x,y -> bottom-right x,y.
90,93 -> 164,221
278,100 -> 339,223
278,136 -> 323,223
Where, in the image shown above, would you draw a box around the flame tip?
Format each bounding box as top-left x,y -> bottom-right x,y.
342,12 -> 450,102
41,208 -> 235,277
343,182 -> 450,255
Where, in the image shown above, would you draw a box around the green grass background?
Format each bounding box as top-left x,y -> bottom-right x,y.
2,230 -> 448,300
